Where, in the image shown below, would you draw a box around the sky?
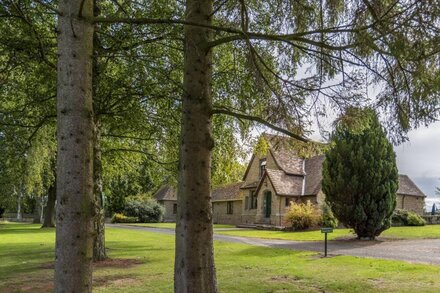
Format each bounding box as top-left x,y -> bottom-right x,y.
395,121 -> 440,198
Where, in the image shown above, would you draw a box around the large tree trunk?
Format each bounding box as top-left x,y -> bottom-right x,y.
93,118 -> 107,261
42,181 -> 56,228
54,0 -> 95,292
91,0 -> 106,261
174,0 -> 217,292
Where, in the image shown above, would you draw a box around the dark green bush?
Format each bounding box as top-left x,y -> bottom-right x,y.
323,108 -> 398,239
392,209 -> 425,226
123,198 -> 164,223
111,213 -> 139,223
321,203 -> 338,228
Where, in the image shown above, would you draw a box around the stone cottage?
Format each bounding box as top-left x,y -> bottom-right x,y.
154,135 -> 426,226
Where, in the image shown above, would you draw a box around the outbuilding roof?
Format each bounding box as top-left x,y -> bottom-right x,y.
398,175 -> 426,197
153,185 -> 177,201
212,182 -> 244,201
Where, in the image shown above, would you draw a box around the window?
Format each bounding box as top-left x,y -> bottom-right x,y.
173,203 -> 177,214
250,190 -> 257,209
248,190 -> 257,210
227,202 -> 233,214
259,158 -> 267,178
285,198 -> 291,207
245,196 -> 249,210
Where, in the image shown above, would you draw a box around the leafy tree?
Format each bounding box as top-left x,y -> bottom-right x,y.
3,0 -> 440,291
322,108 -> 398,239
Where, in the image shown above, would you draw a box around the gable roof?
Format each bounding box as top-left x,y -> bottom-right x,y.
153,185 -> 177,201
398,175 -> 426,197
270,148 -> 305,175
255,169 -> 303,196
212,182 -> 243,201
242,154 -> 255,181
304,155 -> 325,195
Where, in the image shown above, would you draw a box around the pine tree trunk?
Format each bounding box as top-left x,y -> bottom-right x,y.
174,0 -> 217,292
54,0 -> 95,291
91,0 -> 106,261
42,181 -> 56,228
93,118 -> 107,261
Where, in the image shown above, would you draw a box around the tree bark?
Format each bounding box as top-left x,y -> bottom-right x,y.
33,196 -> 42,224
54,0 -> 95,292
174,1 -> 217,292
91,0 -> 107,261
93,118 -> 107,261
16,191 -> 22,221
42,181 -> 56,228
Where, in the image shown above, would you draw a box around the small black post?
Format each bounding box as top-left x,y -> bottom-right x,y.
324,232 -> 328,257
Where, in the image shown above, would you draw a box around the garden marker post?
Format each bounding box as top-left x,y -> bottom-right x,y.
321,228 -> 333,257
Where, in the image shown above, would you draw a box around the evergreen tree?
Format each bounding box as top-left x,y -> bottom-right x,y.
322,108 -> 398,239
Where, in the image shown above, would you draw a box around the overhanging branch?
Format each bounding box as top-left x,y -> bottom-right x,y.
31,0 -> 62,15
212,108 -> 309,143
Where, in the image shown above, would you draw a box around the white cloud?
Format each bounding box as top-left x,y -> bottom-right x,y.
395,121 -> 440,197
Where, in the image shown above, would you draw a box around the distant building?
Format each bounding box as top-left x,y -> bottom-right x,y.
154,135 -> 426,226
154,185 -> 177,222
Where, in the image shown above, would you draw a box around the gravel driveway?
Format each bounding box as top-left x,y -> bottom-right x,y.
109,224 -> 440,265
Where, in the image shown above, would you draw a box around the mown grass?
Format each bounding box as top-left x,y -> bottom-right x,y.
128,223 -> 236,229
216,225 -> 440,241
2,223 -> 440,292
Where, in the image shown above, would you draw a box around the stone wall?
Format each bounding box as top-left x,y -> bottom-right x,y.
241,188 -> 258,225
243,152 -> 277,185
161,200 -> 177,222
422,215 -> 440,224
212,200 -> 242,225
396,194 -> 425,215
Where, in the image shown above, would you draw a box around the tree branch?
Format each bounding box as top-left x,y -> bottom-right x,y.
31,0 -> 62,15
212,108 -> 309,143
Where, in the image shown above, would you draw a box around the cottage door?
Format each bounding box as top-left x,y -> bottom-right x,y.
264,191 -> 272,218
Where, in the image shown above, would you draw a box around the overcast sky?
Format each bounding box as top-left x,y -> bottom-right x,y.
395,121 -> 440,198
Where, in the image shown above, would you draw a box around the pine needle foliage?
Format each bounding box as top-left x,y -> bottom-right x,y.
322,108 -> 398,239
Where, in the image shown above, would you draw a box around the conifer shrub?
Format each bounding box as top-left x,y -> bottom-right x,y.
322,108 -> 398,239
321,202 -> 338,228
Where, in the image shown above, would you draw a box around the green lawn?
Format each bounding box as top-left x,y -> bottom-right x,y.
216,225 -> 440,241
128,223 -> 236,229
2,223 -> 440,292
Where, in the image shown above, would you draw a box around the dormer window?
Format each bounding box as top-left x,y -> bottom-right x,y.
259,158 -> 267,178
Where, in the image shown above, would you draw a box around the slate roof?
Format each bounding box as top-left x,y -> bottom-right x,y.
304,155 -> 325,195
212,182 -> 243,201
264,134 -> 305,175
264,169 -> 304,196
241,181 -> 259,189
270,148 -> 305,175
398,175 -> 426,197
153,185 -> 177,201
